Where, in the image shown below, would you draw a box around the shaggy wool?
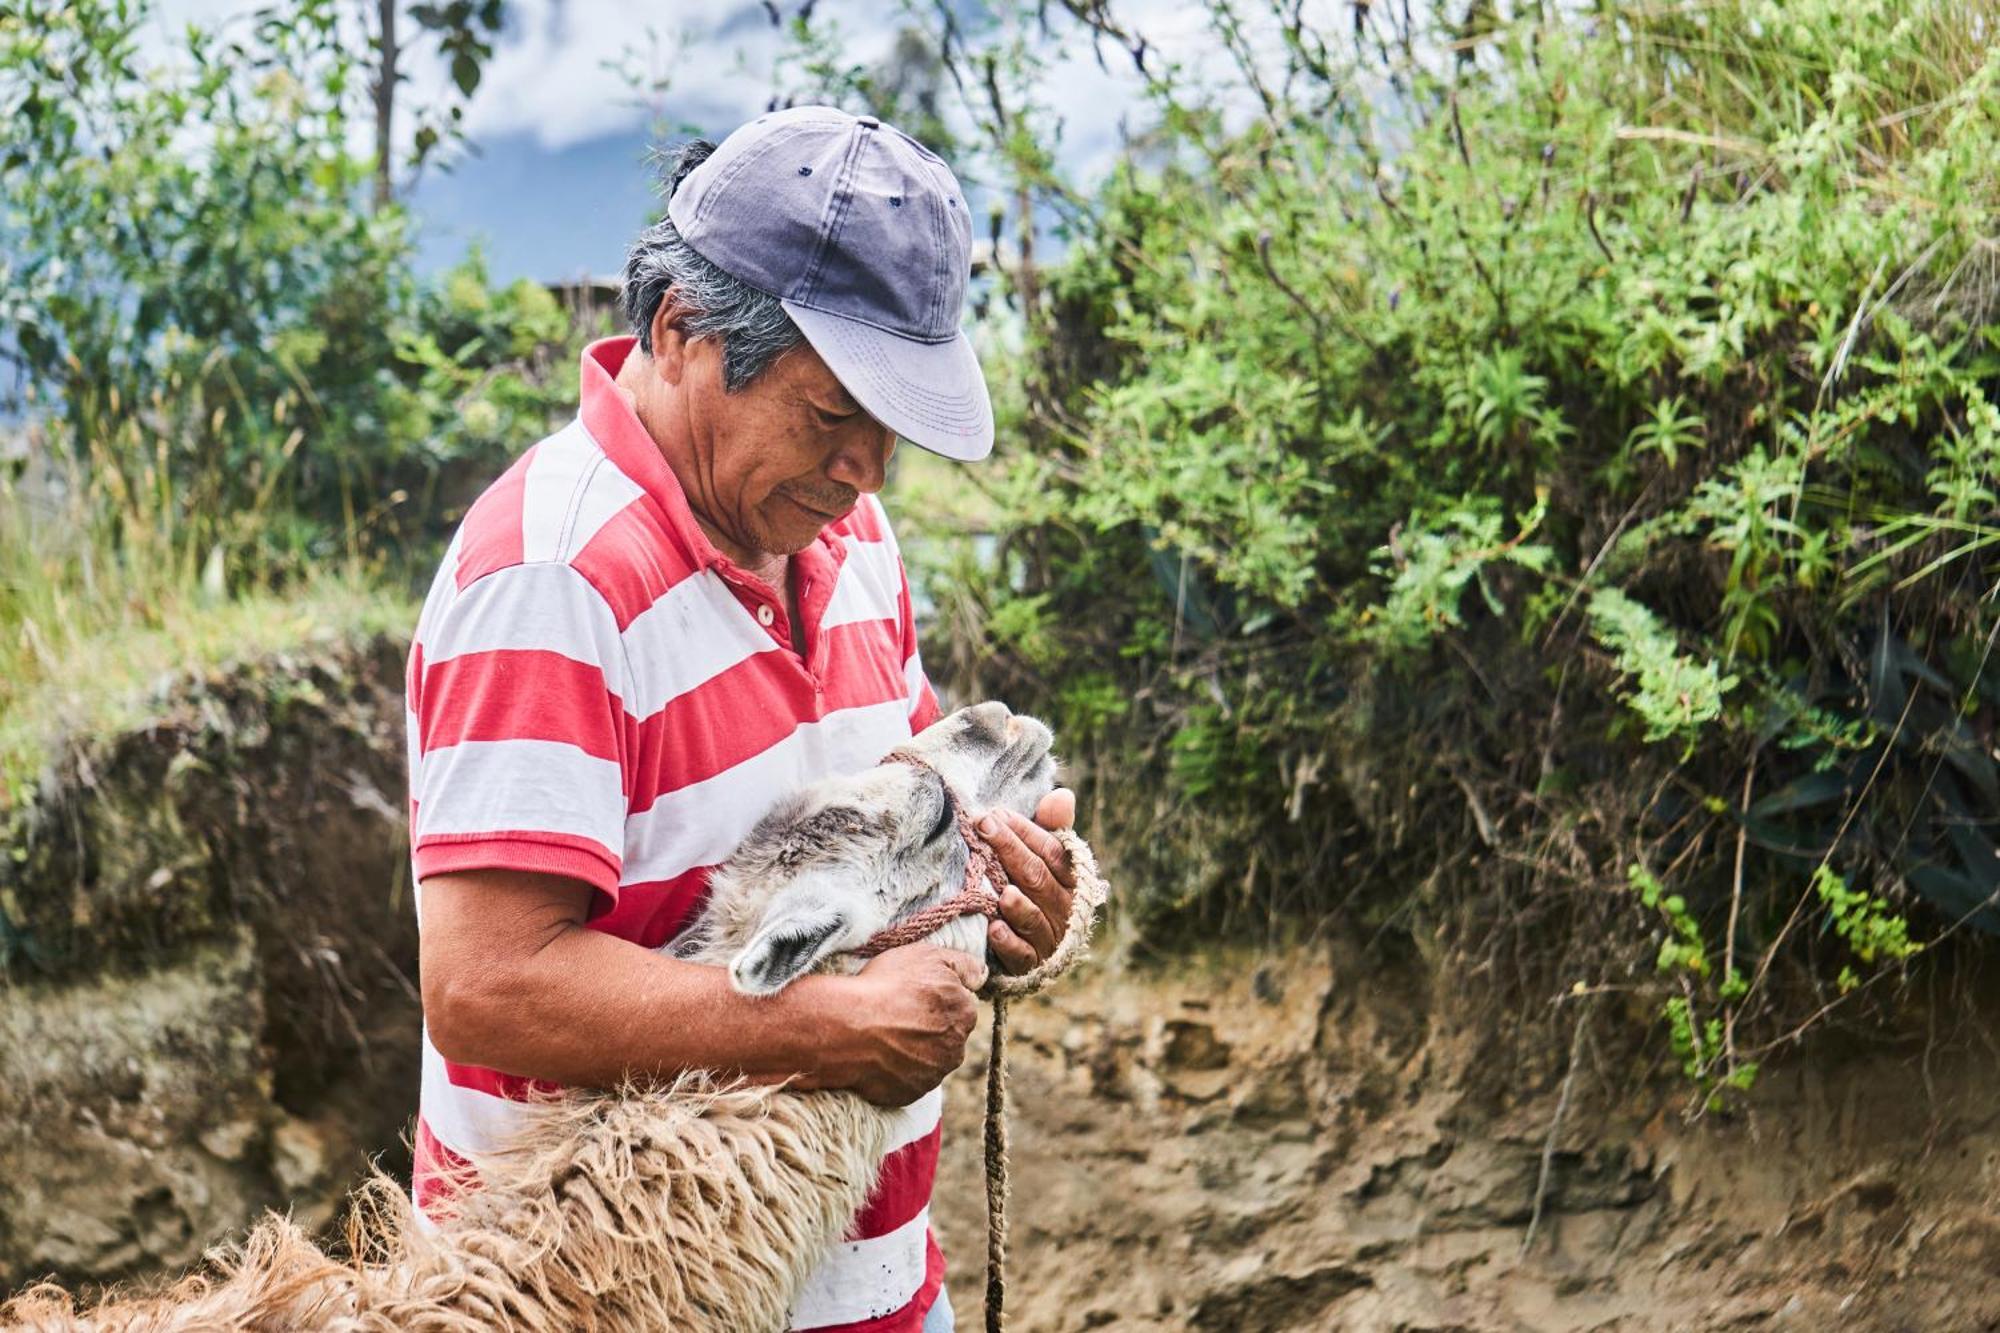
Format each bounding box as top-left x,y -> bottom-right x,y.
1,1076 -> 891,1333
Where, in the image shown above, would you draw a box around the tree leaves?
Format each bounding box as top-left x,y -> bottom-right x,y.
1,0 -> 570,573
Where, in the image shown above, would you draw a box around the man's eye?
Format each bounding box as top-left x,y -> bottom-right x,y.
814,405 -> 860,428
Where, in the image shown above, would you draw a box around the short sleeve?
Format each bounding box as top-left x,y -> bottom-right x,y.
897,565 -> 942,733
408,561 -> 632,913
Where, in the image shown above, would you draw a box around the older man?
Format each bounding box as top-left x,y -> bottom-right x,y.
405,108 -> 1075,1332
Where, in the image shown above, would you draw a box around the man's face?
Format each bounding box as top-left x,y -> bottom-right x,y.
675,329 -> 898,558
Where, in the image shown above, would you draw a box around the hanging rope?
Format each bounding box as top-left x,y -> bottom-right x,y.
862,753 -> 1110,1333
975,827 -> 1104,1333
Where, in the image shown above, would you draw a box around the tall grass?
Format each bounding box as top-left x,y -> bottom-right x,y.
0,446 -> 409,806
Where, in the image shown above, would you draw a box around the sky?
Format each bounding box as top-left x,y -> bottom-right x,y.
145,0 -> 1290,283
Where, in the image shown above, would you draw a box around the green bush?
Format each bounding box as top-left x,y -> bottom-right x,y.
0,0 -> 576,581
905,0 -> 2000,1101
0,0 -> 580,805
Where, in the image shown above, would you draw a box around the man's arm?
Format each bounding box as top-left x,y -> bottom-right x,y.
420,868 -> 985,1107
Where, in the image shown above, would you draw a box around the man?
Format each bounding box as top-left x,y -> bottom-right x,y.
405,107 -> 1077,1333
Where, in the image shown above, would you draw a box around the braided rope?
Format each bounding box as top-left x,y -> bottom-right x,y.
975,828 -> 1105,1333
855,755 -> 1109,1332
855,761 -> 1011,958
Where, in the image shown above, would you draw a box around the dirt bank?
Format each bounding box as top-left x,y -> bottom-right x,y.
933,940 -> 2000,1331
0,638 -> 418,1289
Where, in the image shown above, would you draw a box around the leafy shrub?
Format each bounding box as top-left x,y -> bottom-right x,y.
0,0 -> 581,811
886,0 -> 2000,1101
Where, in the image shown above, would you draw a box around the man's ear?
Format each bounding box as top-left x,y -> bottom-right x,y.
730,900 -> 855,996
650,288 -> 693,386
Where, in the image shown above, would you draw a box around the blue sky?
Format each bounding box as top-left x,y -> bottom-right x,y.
408,128 -> 663,283
148,0 -> 1252,284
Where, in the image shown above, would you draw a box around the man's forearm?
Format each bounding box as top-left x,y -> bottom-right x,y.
420,867 -> 982,1105
426,906 -> 861,1090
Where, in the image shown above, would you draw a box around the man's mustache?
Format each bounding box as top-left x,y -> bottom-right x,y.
782,484 -> 859,516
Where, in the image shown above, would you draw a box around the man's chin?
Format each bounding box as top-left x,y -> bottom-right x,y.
752,517 -> 831,557
762,497 -> 851,551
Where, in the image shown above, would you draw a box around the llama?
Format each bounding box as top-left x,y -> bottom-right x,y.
2,701 -> 1100,1333
669,699 -> 1057,989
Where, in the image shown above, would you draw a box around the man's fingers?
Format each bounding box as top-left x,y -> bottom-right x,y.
996,885 -> 1057,960
872,942 -> 986,992
937,946 -> 988,992
998,808 -> 1077,892
979,813 -> 1046,895
978,809 -> 1076,963
987,920 -> 1039,976
1035,787 -> 1076,832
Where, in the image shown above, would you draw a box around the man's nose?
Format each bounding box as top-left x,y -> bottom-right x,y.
825,420 -> 896,494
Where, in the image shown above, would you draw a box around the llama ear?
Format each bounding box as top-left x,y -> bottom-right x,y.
730,902 -> 853,996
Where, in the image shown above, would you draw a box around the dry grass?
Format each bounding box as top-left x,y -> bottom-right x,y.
0,468 -> 410,805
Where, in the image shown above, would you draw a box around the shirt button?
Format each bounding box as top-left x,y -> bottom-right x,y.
756,604 -> 775,627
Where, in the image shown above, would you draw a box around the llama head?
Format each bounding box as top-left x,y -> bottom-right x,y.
675,702 -> 1058,996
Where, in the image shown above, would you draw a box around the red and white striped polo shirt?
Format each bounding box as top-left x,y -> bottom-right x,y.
405,335 -> 948,1331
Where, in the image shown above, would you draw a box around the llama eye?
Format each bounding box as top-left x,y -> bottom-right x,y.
923,793 -> 954,844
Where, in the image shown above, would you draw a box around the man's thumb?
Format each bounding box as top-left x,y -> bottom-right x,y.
940,947 -> 989,992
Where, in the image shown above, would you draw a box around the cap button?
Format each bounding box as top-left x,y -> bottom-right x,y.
857,114 -> 880,129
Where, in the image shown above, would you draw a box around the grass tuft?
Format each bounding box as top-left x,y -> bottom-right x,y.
0,474 -> 411,807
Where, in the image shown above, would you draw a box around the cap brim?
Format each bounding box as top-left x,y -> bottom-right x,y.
782,300 -> 994,462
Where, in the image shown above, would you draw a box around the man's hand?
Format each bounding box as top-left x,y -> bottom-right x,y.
832,945 -> 987,1106
979,788 -> 1079,976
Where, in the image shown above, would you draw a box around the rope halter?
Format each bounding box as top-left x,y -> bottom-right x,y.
852,751 -> 1010,959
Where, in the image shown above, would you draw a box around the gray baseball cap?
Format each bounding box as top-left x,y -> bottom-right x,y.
667,105 -> 993,462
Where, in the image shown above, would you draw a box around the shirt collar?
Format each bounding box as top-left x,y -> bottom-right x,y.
576,335 -> 855,590
577,335 -> 725,571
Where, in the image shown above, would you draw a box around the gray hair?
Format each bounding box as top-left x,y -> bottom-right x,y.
620,139 -> 804,392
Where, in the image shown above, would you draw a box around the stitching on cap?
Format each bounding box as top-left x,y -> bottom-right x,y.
786,294 -> 960,345
827,319 -> 985,433
925,160 -> 951,335
918,163 -> 942,334
832,321 -> 973,406
795,128 -> 868,307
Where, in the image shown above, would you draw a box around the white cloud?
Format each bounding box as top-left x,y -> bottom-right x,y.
148,0 -> 907,152
145,0 -> 1319,181
440,1 -> 762,150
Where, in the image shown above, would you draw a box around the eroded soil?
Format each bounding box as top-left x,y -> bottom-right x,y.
0,638 -> 418,1289
934,943 -> 2000,1332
